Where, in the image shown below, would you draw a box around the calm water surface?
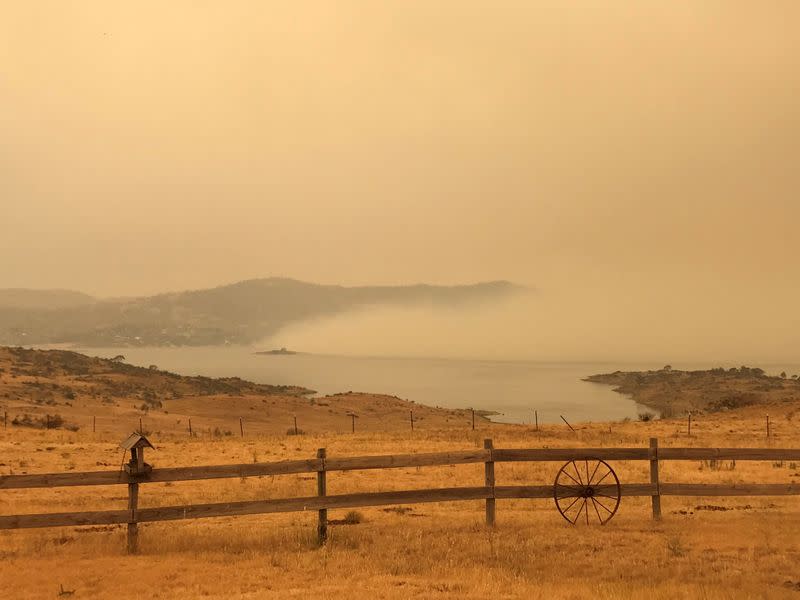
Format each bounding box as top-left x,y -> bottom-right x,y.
73,346 -> 664,424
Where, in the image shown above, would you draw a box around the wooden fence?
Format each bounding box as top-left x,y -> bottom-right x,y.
1,437 -> 799,553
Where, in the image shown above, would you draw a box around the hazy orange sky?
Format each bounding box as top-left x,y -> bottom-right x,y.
2,2 -> 800,360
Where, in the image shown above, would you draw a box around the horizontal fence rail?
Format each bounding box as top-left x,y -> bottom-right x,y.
1,438 -> 799,552
0,451 -> 492,490
5,447 -> 800,491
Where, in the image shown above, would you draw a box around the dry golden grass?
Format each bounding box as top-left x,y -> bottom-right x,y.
2,408 -> 800,599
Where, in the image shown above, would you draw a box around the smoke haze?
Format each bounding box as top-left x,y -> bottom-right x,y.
272,288 -> 799,364
2,2 -> 799,361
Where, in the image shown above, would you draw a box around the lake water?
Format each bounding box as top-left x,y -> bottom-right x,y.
73,346 -> 660,424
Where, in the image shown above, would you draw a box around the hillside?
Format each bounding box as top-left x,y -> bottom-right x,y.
585,366 -> 800,417
0,278 -> 524,347
0,346 -> 486,436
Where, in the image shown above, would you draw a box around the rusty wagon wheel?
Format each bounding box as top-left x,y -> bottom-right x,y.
553,458 -> 620,525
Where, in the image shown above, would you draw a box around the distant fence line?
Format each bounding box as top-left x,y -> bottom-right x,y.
0,408 -> 783,439
1,438 -> 799,553
2,410 -> 445,435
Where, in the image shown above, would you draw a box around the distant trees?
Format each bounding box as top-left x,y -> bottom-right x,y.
662,365 -> 673,372
781,371 -> 787,379
111,355 -> 126,362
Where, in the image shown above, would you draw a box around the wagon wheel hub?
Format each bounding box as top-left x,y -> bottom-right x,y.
553,458 -> 621,525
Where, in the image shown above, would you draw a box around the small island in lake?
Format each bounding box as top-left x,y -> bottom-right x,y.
255,347 -> 300,355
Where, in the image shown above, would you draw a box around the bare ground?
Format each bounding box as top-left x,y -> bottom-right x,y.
1,349 -> 800,598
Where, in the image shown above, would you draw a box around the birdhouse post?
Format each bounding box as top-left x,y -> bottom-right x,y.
119,432 -> 154,554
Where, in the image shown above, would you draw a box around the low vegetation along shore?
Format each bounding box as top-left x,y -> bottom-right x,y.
2,349 -> 800,599
585,365 -> 800,418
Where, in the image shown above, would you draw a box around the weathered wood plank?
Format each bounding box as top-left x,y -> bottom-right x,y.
136,487 -> 493,523
4,481 -> 800,530
650,438 -> 661,520
145,460 -> 324,482
0,509 -> 131,529
0,459 -> 324,489
0,452 -> 487,490
0,487 -> 492,530
493,448 -> 653,462
317,448 -> 327,545
0,471 -> 127,489
660,483 -> 800,496
658,448 -> 800,461
484,439 -> 495,526
494,483 -> 656,499
324,450 -> 489,472
494,485 -> 552,499
3,447 -> 800,491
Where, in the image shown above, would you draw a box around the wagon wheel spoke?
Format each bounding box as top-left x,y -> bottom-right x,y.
567,498 -> 587,524
591,496 -> 614,515
571,461 -> 584,486
587,460 -> 602,486
559,466 -> 582,487
559,495 -> 584,516
592,468 -> 613,487
585,497 -> 590,524
590,496 -> 604,524
594,492 -> 620,502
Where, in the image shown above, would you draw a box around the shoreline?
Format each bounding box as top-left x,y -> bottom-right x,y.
585,366 -> 800,417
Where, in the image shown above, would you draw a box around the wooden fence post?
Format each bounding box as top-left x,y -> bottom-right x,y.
688,412 -> 692,437
484,439 -> 495,526
650,437 -> 661,520
534,410 -> 538,432
766,414 -> 770,439
125,446 -> 146,554
127,478 -> 139,553
351,413 -> 355,433
472,409 -> 475,431
92,415 -> 96,433
239,417 -> 244,437
410,410 -> 414,431
317,448 -> 327,545
3,411 -> 6,429
294,416 -> 298,436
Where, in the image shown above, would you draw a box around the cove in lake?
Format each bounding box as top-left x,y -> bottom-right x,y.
73,346 -> 657,424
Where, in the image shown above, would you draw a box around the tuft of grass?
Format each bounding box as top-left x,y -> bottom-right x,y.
666,536 -> 687,558
343,510 -> 363,525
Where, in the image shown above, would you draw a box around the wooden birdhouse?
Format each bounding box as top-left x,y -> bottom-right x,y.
120,432 -> 154,475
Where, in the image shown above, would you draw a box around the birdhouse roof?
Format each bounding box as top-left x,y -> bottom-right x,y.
119,432 -> 154,451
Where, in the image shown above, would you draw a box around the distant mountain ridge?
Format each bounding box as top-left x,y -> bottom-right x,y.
0,289 -> 95,310
0,278 -> 525,347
